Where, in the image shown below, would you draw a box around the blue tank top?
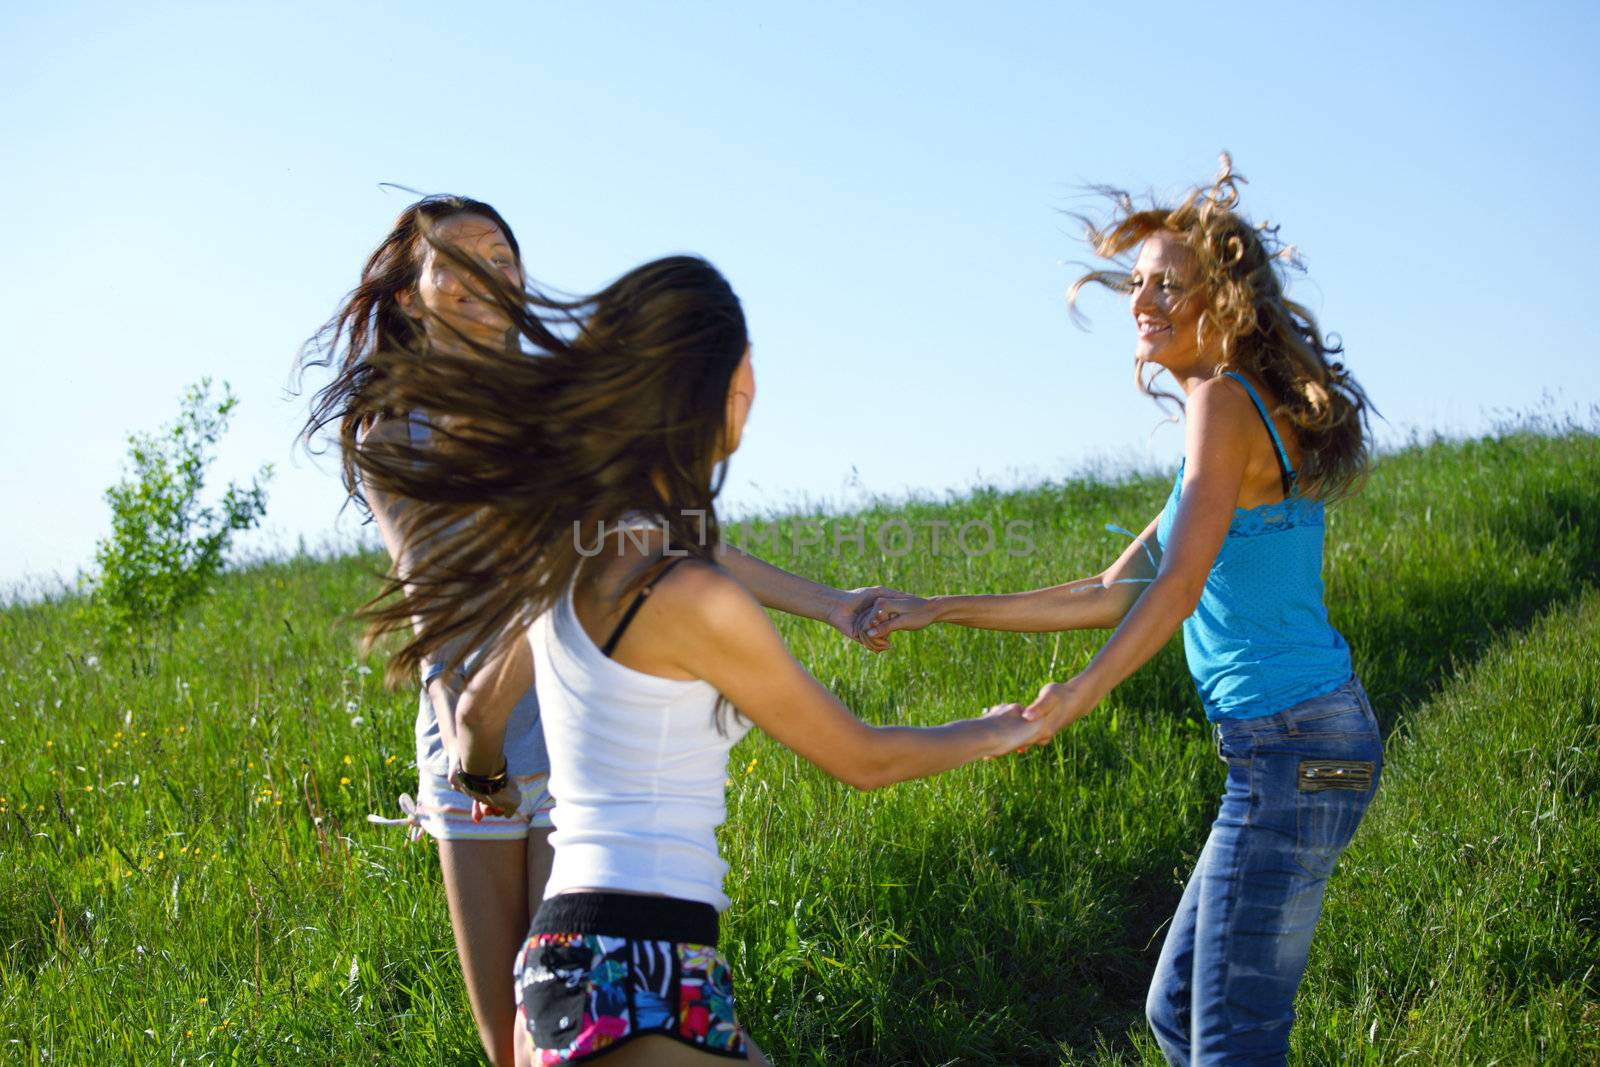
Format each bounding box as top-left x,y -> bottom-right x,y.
1154,372 -> 1352,721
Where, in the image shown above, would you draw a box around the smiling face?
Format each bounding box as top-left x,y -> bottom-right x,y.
400,213 -> 523,349
1129,231 -> 1206,376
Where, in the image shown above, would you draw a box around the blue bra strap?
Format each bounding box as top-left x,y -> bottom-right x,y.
1221,371 -> 1296,491
1104,524 -> 1159,585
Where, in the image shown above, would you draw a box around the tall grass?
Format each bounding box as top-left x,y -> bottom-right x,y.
1,427 -> 1596,1064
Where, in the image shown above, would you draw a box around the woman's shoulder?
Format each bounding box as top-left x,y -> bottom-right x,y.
648,555 -> 767,643
1192,371 -> 1262,411
576,550 -> 765,674
654,555 -> 746,609
1186,375 -> 1262,448
587,544 -> 743,614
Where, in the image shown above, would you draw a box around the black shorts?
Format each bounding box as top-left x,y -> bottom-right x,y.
514,892 -> 749,1063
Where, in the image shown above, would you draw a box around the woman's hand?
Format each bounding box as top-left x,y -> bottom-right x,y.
449,762 -> 524,822
826,586 -> 907,652
1020,676 -> 1101,745
977,701 -> 1052,757
859,594 -> 936,642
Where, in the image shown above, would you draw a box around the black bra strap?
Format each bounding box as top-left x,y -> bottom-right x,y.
600,557 -> 688,658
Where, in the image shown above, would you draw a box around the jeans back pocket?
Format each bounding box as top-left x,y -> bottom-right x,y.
1297,759 -> 1375,792
1294,759 -> 1378,877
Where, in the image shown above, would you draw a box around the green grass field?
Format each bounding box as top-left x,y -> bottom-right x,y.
3,426 -> 1598,1065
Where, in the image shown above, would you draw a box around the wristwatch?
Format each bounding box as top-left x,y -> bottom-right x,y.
456,760 -> 509,795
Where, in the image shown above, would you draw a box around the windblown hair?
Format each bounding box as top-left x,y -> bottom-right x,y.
1068,154 -> 1374,501
348,252 -> 748,686
294,194 -> 523,508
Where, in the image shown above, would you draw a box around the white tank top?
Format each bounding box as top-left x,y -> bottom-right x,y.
530,580 -> 751,910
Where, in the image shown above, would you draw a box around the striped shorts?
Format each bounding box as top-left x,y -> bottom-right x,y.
368,769 -> 555,842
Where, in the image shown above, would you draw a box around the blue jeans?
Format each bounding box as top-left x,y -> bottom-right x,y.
1146,677 -> 1382,1066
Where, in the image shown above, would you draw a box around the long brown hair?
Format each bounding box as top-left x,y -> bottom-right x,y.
1069,154 -> 1374,500
295,194 -> 523,507
349,253 -> 748,685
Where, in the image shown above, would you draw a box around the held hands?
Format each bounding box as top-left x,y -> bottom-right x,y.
973,679 -> 1099,759
827,586 -> 911,653
977,701 -> 1054,757
1018,676 -> 1100,746
856,594 -> 937,645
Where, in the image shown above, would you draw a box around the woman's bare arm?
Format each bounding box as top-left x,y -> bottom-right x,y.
862,514 -> 1163,638
715,544 -> 902,652
652,565 -> 1044,789
452,636 -> 533,816
1022,378 -> 1255,736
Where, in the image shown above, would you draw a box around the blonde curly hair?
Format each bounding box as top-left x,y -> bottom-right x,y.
1069,154 -> 1374,501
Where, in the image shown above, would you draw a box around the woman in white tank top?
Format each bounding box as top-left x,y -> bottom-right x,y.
350,254 -> 1046,1066
303,205 -> 897,1067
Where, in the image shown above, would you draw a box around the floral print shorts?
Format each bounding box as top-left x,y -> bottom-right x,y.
515,893 -> 747,1063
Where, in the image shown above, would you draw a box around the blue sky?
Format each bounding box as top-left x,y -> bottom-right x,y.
3,0 -> 1597,592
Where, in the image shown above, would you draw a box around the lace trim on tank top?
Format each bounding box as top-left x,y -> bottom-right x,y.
1227,495 -> 1325,537
1169,459 -> 1326,538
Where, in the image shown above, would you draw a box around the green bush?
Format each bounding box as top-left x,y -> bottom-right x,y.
88,378 -> 270,642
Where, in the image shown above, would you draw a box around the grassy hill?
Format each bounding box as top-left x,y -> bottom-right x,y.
2,428 -> 1597,1065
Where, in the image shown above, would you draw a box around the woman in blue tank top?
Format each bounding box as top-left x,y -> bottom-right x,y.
863,156 -> 1380,1065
